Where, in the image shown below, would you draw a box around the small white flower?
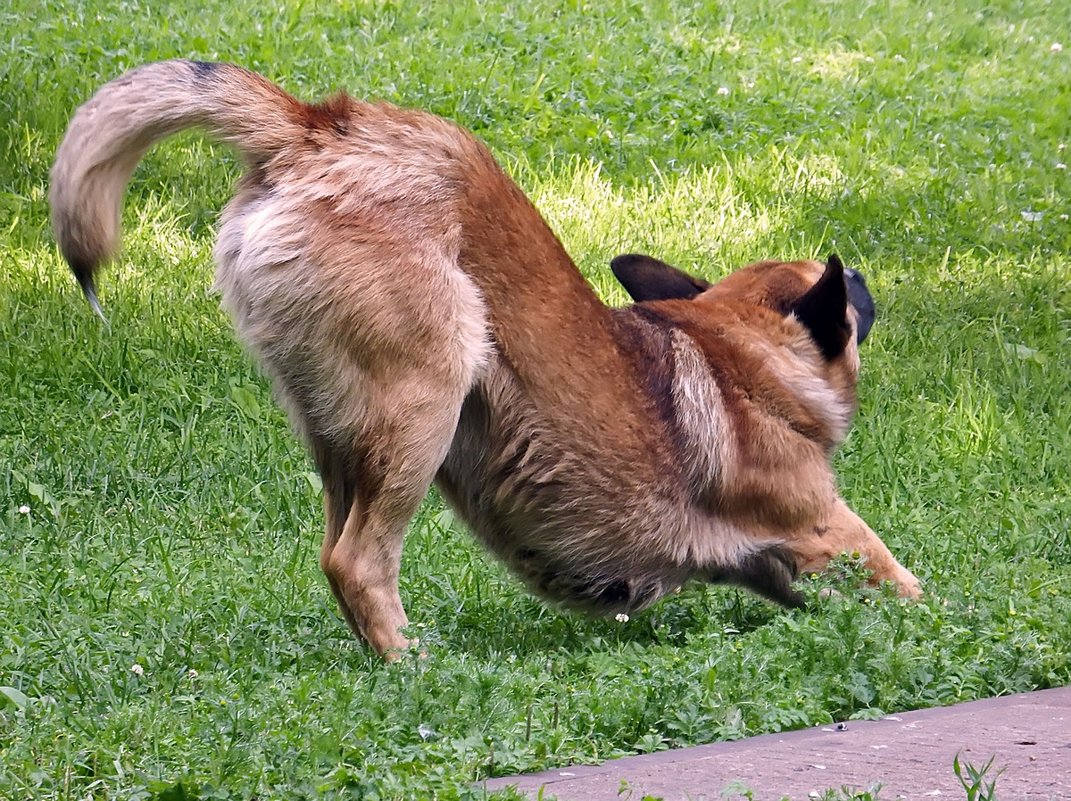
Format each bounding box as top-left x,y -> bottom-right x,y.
130,663 -> 144,676
614,613 -> 630,623
716,86 -> 730,96
187,668 -> 199,679
1021,210 -> 1044,222
790,56 -> 803,64
1060,214 -> 1069,221
1056,163 -> 1067,170
18,505 -> 30,515
1052,43 -> 1063,53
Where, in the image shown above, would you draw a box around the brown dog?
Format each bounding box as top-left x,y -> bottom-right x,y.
51,60 -> 920,657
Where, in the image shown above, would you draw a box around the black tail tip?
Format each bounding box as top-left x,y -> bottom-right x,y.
71,260 -> 108,324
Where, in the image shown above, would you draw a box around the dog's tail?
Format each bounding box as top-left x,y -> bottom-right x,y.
50,59 -> 311,319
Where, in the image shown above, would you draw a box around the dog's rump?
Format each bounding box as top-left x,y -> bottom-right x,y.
50,59 -> 669,464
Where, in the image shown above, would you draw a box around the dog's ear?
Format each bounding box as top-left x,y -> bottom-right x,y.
789,254 -> 851,359
844,264 -> 876,345
610,253 -> 712,302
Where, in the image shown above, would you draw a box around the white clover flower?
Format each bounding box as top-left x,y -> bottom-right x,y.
188,669 -> 199,679
130,663 -> 144,676
615,613 -> 630,623
18,505 -> 30,515
1056,163 -> 1067,170
1052,43 -> 1063,52
717,86 -> 730,96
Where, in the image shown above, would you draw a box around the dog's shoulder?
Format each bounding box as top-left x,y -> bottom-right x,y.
610,302 -> 735,504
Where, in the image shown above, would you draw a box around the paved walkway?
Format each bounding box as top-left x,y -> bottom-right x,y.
484,687 -> 1071,800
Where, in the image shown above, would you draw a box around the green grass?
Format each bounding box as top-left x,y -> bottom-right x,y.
2,1 -> 1070,799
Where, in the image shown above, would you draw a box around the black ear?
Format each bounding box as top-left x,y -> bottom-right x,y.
844,266 -> 876,345
790,254 -> 851,360
610,253 -> 712,302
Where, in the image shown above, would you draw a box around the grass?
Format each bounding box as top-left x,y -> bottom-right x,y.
2,0 -> 1070,798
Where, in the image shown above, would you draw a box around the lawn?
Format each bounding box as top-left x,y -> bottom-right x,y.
2,1 -> 1070,799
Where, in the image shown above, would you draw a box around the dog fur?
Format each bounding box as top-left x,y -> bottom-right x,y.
50,60 -> 921,657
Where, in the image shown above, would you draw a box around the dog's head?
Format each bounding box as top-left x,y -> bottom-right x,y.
609,254 -> 918,604
610,252 -> 875,362
611,251 -> 873,462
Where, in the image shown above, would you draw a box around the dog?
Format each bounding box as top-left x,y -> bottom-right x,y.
51,60 -> 921,657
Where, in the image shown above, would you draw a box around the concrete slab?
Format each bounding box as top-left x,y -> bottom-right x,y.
483,687 -> 1071,800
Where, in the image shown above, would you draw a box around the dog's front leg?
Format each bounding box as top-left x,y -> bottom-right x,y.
788,498 -> 922,598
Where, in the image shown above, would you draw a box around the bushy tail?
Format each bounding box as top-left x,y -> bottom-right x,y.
49,59 -> 307,318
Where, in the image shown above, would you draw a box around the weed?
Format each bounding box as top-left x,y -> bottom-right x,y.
953,753 -> 1004,801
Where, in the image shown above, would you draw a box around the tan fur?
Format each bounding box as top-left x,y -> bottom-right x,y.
794,499 -> 922,597
51,60 -> 920,658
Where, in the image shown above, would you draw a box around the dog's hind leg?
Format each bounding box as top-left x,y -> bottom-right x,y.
290,342 -> 482,658
320,377 -> 474,657
310,439 -> 364,635
219,207 -> 488,655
